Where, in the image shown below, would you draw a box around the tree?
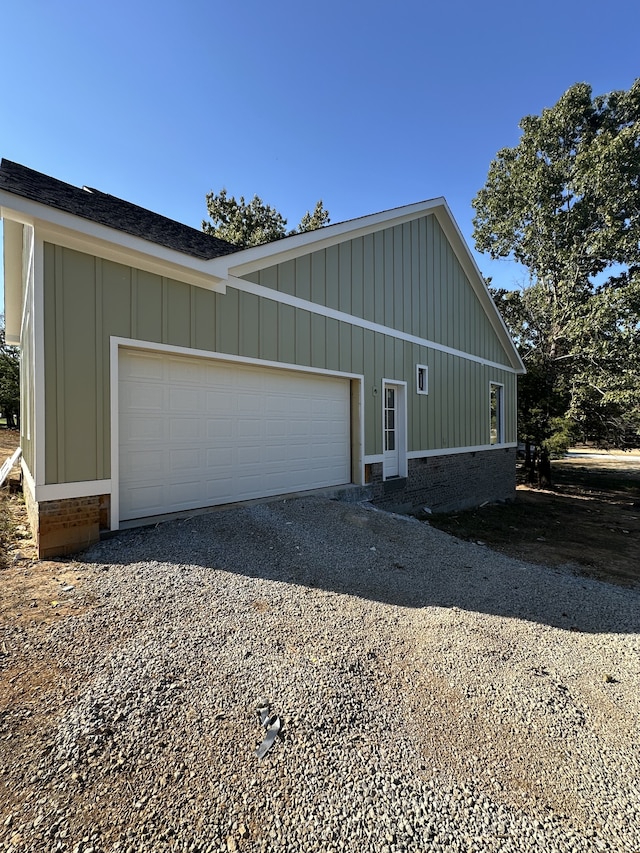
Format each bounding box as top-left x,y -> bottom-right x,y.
473,80 -> 640,456
202,190 -> 330,247
0,320 -> 20,429
296,200 -> 331,233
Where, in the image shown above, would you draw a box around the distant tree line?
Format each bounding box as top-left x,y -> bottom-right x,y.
0,319 -> 20,429
202,191 -> 330,247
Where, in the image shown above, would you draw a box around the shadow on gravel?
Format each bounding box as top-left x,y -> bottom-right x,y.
78,497 -> 640,636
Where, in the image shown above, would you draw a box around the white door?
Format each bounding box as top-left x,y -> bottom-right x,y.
118,349 -> 351,521
383,384 -> 400,477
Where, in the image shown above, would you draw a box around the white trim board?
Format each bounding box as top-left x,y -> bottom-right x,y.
33,236 -> 46,486
21,459 -> 35,502
22,457 -> 112,502
227,275 -> 519,374
364,443 -> 517,464
407,443 -> 517,459
35,480 -> 112,502
109,337 -> 365,381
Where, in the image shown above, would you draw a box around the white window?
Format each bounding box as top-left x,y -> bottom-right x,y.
490,382 -> 504,445
416,364 -> 428,395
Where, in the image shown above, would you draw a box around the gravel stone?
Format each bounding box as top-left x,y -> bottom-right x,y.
1,497 -> 639,852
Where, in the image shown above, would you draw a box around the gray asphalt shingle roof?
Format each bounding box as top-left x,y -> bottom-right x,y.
0,159 -> 240,260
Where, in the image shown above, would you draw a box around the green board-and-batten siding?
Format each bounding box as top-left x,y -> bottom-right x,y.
42,242 -> 516,486
241,214 -> 511,368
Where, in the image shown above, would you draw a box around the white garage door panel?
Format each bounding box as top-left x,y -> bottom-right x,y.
119,350 -> 351,521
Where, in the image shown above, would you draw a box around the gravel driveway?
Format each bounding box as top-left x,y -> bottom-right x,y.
1,496 -> 639,852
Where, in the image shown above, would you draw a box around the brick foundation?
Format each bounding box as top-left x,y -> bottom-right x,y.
369,447 -> 516,514
21,449 -> 514,554
24,486 -> 111,558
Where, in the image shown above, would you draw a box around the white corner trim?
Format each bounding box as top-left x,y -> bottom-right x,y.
33,237 -> 46,486
407,443 -> 517,460
227,275 -> 519,374
356,378 -> 365,487
21,458 -> 36,500
110,338 -> 120,531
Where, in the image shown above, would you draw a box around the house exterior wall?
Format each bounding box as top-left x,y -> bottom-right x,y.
241,215 -> 511,367
41,240 -> 517,488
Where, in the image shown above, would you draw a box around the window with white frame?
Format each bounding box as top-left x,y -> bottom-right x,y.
490,382 -> 504,445
416,364 -> 428,395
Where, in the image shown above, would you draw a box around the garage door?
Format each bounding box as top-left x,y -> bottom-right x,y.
118,349 -> 351,521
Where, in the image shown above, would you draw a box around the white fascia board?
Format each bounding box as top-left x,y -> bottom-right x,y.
2,218 -> 23,343
0,192 -> 228,294
212,198 -> 447,278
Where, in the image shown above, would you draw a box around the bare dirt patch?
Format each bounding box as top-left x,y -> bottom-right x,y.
1,432 -> 98,833
1,428 -> 94,628
427,452 -> 640,588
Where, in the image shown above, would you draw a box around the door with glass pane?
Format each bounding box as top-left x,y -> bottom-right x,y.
383,384 -> 400,477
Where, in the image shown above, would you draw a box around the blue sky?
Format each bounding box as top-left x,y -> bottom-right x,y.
1,0 -> 639,311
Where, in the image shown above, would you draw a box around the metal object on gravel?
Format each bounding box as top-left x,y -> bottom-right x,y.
255,703 -> 282,759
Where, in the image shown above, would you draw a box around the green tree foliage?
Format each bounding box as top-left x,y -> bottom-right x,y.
296,200 -> 331,234
0,320 -> 20,429
473,80 -> 640,452
202,190 -> 330,247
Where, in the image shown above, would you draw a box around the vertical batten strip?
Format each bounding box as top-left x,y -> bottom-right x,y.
161,277 -> 168,343
95,257 -> 104,479
54,246 -> 66,483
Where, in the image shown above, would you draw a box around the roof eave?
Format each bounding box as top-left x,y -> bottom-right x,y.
0,192 -> 229,295
212,198 -> 448,278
